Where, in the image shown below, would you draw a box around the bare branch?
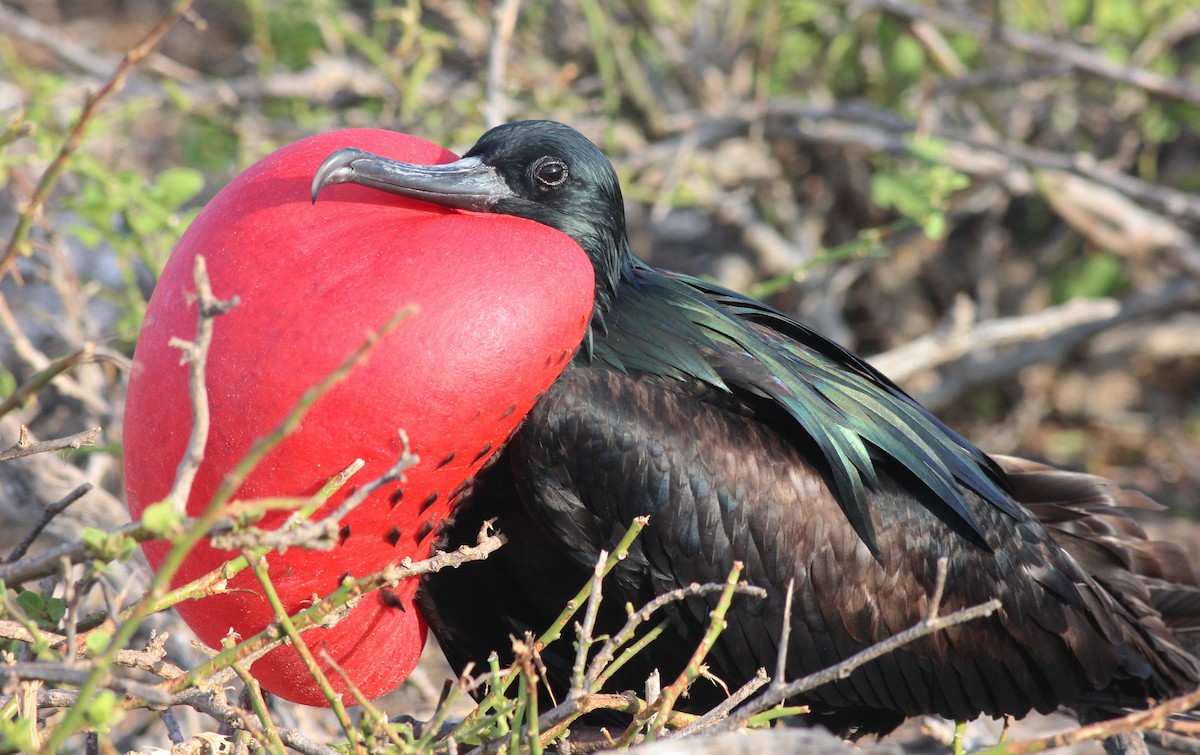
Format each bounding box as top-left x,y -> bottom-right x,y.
841,0 -> 1200,107
716,598 -> 1001,731
0,427 -> 101,463
5,483 -> 93,563
0,0 -> 200,280
484,0 -> 523,127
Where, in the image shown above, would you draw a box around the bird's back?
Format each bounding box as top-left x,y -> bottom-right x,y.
420,354 -> 1200,736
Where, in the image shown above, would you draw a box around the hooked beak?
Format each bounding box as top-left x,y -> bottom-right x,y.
311,148 -> 515,211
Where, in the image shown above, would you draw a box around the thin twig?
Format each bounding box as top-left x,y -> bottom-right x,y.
0,622 -> 184,677
3,687 -> 336,755
774,578 -> 795,688
570,549 -> 609,699
0,0 -> 199,281
484,0 -> 523,127
4,484 -> 93,563
999,686 -> 1200,753
639,562 -> 747,741
164,256 -> 237,513
0,516 -> 235,587
842,0 -> 1200,107
0,427 -> 101,463
927,556 -> 949,621
715,598 -> 1002,731
671,668 -> 770,737
0,345 -> 95,419
586,581 -> 767,689
165,532 -> 504,695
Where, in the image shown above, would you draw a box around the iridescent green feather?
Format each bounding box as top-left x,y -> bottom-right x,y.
588,262 -> 1018,556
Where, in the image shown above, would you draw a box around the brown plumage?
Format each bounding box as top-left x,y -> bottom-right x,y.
421,370 -> 1200,736
311,120 -> 1200,736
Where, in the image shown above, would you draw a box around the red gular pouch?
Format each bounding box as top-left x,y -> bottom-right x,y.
124,129 -> 594,704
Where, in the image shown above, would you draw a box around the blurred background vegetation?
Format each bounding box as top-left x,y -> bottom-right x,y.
1,0 -> 1199,750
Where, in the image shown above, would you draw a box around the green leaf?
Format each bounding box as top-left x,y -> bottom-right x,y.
16,590 -> 44,616
889,35 -> 925,78
85,628 -> 111,656
907,135 -> 949,163
81,527 -> 108,553
45,598 -> 66,625
83,690 -> 125,730
0,367 -> 15,399
922,211 -> 947,240
153,167 -> 204,209
1053,251 -> 1127,301
141,499 -> 183,537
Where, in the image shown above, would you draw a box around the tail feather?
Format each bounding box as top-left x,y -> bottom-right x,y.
995,454 -> 1200,702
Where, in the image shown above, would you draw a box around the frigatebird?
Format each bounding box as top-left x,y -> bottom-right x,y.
312,120 -> 1200,735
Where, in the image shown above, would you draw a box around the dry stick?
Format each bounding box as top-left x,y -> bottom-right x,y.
586,582 -> 767,691
714,597 -> 1002,732
535,692 -> 645,744
38,256 -> 236,751
322,650 -> 407,751
0,426 -> 101,463
222,647 -> 286,755
454,518 -> 650,744
1143,730 -> 1200,755
670,669 -> 769,738
569,550 -> 610,699
4,483 -> 93,563
160,709 -> 185,745
639,562 -> 747,742
0,516 -> 237,587
165,533 -> 504,695
4,661 -> 172,707
996,686 -> 1200,754
0,4 -> 118,77
241,552 -> 363,753
774,579 -> 795,690
6,687 -> 336,755
484,0 -> 523,127
165,256 -> 239,513
842,0 -> 1200,107
0,0 -> 198,281
870,297 -> 1121,385
647,102 -> 1200,224
0,621 -> 184,679
3,614 -> 314,755
927,557 -> 950,620
0,344 -> 95,419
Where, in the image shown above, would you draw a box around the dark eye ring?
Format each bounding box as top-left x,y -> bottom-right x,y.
533,158 -> 568,188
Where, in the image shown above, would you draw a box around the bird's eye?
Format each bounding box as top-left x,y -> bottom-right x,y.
532,158 -> 568,188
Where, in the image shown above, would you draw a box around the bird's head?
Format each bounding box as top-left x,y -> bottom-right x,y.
313,120 -> 631,308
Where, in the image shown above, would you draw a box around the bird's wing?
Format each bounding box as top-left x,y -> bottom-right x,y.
590,266 -> 1018,555
501,367 -> 1193,726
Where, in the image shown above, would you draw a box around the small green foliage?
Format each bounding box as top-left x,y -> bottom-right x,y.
1052,251 -> 1127,302
80,527 -> 137,570
14,589 -> 67,630
869,136 -> 970,240
81,690 -> 125,732
0,718 -> 36,753
85,628 -> 112,657
0,368 -> 16,404
140,499 -> 185,537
